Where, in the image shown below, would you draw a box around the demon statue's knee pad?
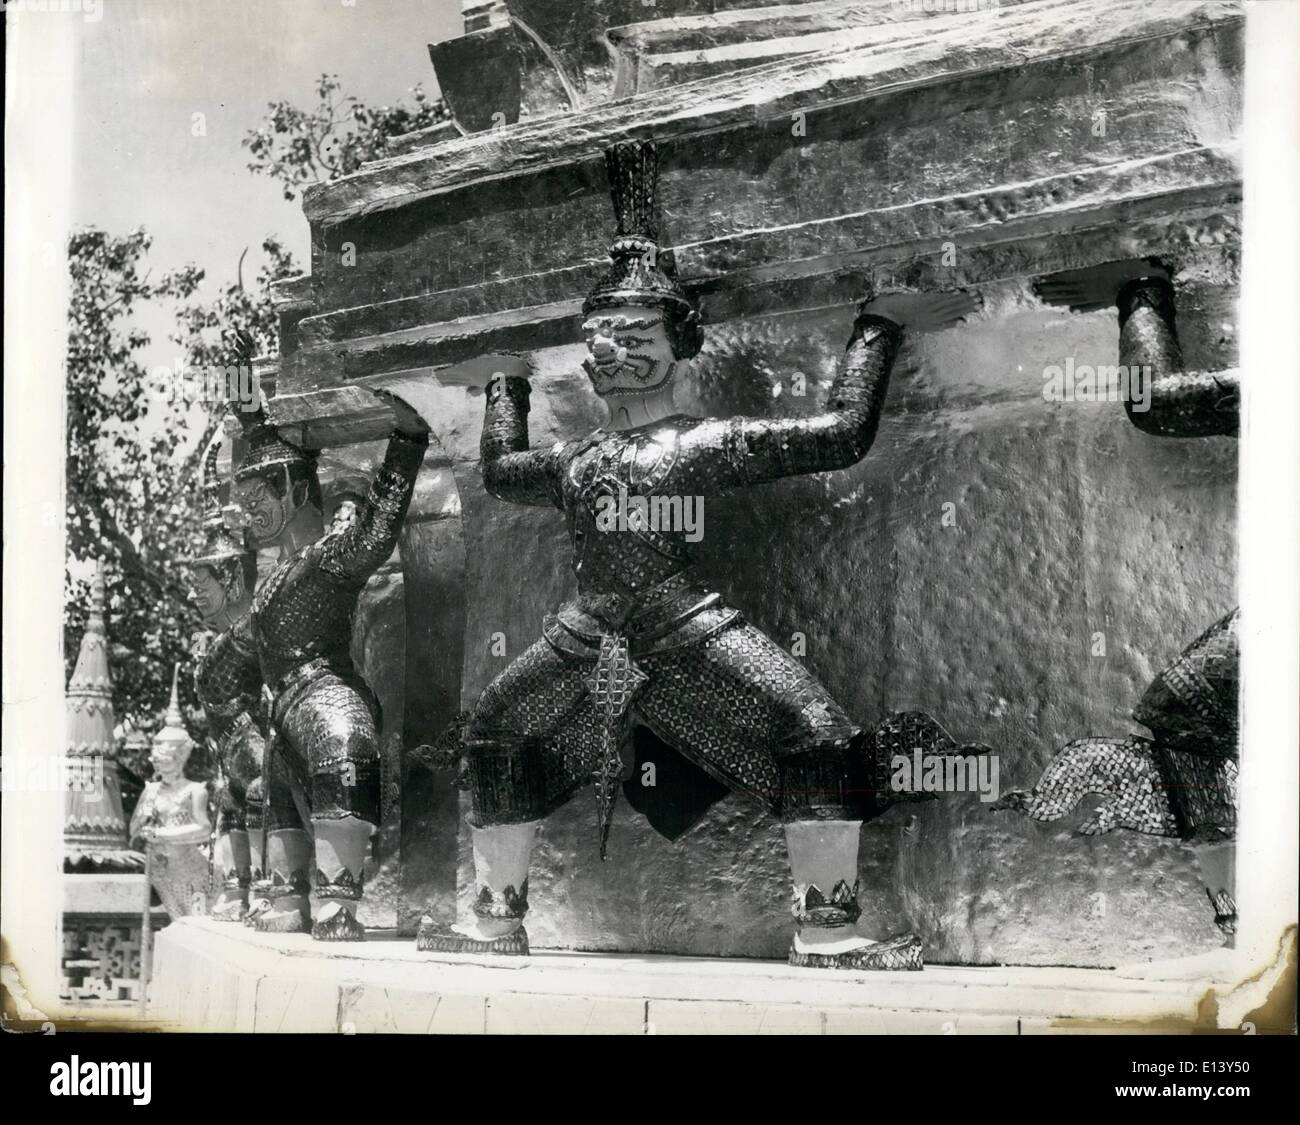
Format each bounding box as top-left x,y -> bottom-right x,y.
244,776 -> 264,835
311,745 -> 381,826
465,734 -> 551,827
279,673 -> 382,826
216,783 -> 247,836
777,739 -> 873,823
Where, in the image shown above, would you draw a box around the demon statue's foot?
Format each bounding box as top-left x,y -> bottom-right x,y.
789,931 -> 924,972
244,877 -> 272,926
992,737 -> 1180,836
210,888 -> 249,922
247,896 -> 310,934
310,901 -> 367,942
415,920 -> 530,956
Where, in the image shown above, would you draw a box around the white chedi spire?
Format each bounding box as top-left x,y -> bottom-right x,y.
65,560 -> 143,869
67,563 -> 113,749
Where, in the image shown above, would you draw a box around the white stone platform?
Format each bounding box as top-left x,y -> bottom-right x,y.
146,917 -> 1259,1034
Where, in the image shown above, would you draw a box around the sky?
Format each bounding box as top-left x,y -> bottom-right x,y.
67,0 -> 462,365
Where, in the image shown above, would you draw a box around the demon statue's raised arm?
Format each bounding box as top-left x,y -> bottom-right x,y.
421,140 -> 976,970
998,260 -> 1240,934
1116,269 -> 1238,439
210,388 -> 428,940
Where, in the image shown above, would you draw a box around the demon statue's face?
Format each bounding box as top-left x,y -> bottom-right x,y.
230,466 -> 316,550
582,304 -> 681,397
188,560 -> 249,626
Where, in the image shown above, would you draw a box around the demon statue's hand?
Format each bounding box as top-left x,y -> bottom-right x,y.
858,288 -> 980,333
1034,257 -> 1171,314
992,736 -> 1180,836
371,387 -> 430,438
432,353 -> 532,396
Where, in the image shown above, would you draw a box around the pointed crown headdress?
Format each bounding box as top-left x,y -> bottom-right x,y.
183,436 -> 249,566
583,140 -> 703,359
151,665 -> 192,756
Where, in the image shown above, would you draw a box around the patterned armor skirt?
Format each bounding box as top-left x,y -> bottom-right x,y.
271,661 -> 383,826
466,616 -> 873,827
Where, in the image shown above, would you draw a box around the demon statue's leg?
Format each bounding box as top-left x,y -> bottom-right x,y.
211,825 -> 251,921
1158,741 -> 1240,935
312,815 -> 374,940
210,768 -> 251,920
778,747 -> 924,972
210,725 -> 263,921
636,625 -> 924,970
247,828 -> 312,933
268,670 -> 384,942
419,639 -> 595,955
1196,839 -> 1238,935
452,821 -> 539,943
416,738 -> 551,957
785,819 -> 864,954
245,776 -> 265,891
782,820 -> 919,970
416,730 -> 555,956
246,738 -> 312,933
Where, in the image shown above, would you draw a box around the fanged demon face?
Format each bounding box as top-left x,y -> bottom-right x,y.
229,467 -> 306,549
582,305 -> 679,397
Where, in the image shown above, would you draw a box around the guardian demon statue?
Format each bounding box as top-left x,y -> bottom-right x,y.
421,141 -> 976,969
186,437 -> 266,921
204,389 -> 428,939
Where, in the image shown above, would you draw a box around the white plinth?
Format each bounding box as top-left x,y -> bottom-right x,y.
142,917 -> 1263,1034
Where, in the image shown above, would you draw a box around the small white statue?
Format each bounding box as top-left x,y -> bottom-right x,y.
129,666 -> 213,917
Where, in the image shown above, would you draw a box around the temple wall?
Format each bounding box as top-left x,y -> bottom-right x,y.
298,12 -> 1241,373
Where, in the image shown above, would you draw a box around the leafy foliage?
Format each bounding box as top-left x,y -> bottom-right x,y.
169,236 -> 297,373
67,73 -> 439,780
244,74 -> 451,201
65,227 -> 210,773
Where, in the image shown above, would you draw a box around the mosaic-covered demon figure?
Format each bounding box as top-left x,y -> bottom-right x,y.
421,140 -> 978,970
203,390 -> 428,939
